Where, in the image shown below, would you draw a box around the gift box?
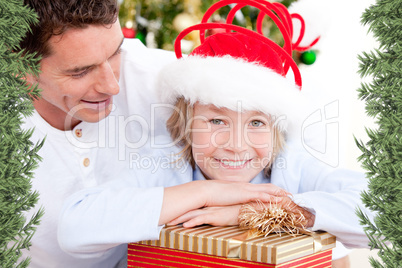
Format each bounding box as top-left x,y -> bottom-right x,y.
128,225 -> 336,267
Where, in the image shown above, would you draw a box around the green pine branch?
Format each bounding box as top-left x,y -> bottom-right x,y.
0,0 -> 44,267
356,0 -> 402,267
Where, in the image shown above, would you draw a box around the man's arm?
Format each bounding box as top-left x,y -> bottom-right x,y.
58,177 -> 286,258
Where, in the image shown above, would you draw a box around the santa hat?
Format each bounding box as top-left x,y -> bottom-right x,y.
157,0 -> 319,136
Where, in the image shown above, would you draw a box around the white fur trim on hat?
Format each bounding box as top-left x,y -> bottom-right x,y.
157,55 -> 307,137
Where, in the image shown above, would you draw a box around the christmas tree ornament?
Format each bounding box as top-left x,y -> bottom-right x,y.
122,26 -> 136,38
173,12 -> 201,52
135,30 -> 146,44
300,50 -> 316,65
118,0 -> 136,36
173,12 -> 198,33
173,0 -> 204,51
121,20 -> 136,38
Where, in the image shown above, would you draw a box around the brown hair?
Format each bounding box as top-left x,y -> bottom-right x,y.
166,98 -> 195,169
19,0 -> 118,58
166,97 -> 286,177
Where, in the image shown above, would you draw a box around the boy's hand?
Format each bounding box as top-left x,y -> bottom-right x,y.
276,196 -> 316,228
167,205 -> 242,227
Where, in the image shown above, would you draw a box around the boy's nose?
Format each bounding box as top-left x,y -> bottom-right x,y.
226,126 -> 248,153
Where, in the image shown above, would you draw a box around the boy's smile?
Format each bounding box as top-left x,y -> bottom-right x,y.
191,103 -> 274,182
217,159 -> 252,168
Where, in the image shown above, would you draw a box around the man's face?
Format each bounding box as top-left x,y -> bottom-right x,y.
191,103 -> 274,182
31,21 -> 124,130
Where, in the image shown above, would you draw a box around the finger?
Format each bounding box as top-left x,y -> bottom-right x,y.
167,209 -> 206,226
250,183 -> 290,196
248,192 -> 285,204
166,218 -> 181,226
182,215 -> 211,228
183,206 -> 240,227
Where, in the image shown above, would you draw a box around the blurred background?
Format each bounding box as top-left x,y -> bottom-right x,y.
118,0 -> 380,266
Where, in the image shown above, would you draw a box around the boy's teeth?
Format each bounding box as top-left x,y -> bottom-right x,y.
221,160 -> 247,167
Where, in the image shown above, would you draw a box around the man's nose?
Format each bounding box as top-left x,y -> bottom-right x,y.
95,61 -> 119,95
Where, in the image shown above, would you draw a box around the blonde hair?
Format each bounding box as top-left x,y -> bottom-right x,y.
166,97 -> 286,177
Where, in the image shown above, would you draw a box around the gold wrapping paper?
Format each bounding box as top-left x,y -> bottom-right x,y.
138,225 -> 336,264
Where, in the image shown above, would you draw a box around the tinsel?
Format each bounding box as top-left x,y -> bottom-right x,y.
238,200 -> 311,237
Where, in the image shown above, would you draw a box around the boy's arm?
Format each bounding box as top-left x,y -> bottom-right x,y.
165,194 -> 314,229
159,180 -> 287,225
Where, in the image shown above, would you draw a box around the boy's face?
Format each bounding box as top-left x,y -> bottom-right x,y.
191,103 -> 274,182
28,21 -> 124,130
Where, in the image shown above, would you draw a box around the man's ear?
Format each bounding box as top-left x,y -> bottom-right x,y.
25,73 -> 39,85
23,73 -> 42,101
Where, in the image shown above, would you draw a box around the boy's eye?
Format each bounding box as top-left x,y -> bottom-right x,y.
210,119 -> 224,125
249,120 -> 264,127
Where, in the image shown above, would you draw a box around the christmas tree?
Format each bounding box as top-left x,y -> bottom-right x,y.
355,0 -> 402,267
119,0 -> 297,51
0,0 -> 44,267
119,0 -> 185,50
118,0 -> 324,65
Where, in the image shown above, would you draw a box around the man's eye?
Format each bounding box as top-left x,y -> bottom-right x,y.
72,69 -> 89,78
210,119 -> 224,125
113,48 -> 122,57
249,120 -> 264,127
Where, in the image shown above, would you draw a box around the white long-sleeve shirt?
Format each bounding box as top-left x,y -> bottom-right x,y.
21,39 -> 192,268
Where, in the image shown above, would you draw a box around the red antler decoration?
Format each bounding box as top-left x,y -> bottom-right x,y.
174,0 -> 320,90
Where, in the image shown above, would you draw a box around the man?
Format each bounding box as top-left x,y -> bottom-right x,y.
20,0 -> 285,267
